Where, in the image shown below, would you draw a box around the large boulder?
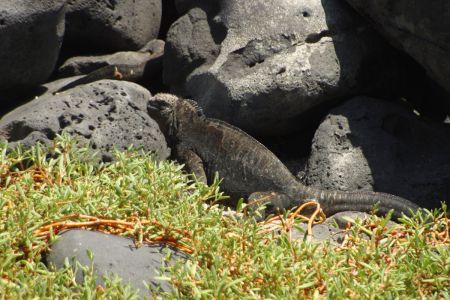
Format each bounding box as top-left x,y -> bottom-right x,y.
302,97 -> 450,209
64,0 -> 162,52
46,229 -> 187,297
0,80 -> 170,161
344,0 -> 450,96
163,0 -> 415,135
0,0 -> 66,90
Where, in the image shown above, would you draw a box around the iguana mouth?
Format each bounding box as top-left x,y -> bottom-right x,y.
147,100 -> 167,112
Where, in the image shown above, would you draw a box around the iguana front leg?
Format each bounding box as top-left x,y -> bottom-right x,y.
176,146 -> 207,185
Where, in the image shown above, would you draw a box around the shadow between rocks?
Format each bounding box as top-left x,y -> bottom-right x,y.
0,86 -> 49,119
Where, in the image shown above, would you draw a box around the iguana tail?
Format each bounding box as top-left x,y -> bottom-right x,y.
251,186 -> 421,220
297,185 -> 421,219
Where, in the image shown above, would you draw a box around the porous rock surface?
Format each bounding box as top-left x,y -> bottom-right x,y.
0,0 -> 65,90
302,97 -> 450,209
289,223 -> 343,246
58,39 -> 165,77
46,229 -> 187,297
65,0 -> 162,51
0,80 -> 170,161
164,0 -> 412,135
345,0 -> 450,95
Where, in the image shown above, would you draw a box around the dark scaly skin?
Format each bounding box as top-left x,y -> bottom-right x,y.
148,93 -> 421,219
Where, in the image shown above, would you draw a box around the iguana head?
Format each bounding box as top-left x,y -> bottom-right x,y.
148,93 -> 204,138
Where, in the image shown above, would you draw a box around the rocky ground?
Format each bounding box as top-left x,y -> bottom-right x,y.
1,0 -> 449,297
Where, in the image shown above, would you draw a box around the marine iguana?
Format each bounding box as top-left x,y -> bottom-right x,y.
147,93 -> 420,219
